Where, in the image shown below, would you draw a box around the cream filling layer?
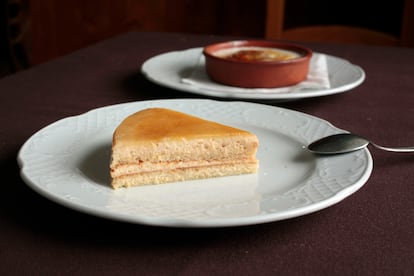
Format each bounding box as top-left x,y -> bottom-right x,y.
110,159 -> 258,178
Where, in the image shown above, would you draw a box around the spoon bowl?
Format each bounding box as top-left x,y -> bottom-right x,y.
307,133 -> 414,154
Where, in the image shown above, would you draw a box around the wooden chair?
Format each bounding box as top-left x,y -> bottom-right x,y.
1,0 -> 31,74
265,0 -> 414,47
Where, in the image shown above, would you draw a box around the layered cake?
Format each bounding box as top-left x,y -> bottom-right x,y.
110,108 -> 259,189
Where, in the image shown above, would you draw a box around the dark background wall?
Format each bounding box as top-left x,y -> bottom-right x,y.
0,0 -> 407,78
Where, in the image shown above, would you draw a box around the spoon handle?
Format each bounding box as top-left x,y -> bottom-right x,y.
371,143 -> 414,153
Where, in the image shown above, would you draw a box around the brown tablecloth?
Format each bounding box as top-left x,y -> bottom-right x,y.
1,32 -> 413,275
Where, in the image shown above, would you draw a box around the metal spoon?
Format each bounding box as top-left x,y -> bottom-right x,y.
307,133 -> 414,154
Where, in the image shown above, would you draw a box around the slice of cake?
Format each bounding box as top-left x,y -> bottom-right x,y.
110,108 -> 259,189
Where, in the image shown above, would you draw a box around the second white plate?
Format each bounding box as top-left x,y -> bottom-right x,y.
141,47 -> 365,100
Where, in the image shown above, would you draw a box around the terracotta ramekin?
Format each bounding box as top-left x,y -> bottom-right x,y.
203,40 -> 313,88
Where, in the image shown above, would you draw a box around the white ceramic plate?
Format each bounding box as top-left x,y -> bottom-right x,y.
141,48 -> 365,100
18,99 -> 372,227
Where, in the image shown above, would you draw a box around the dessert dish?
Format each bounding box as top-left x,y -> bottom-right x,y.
203,40 -> 313,88
110,108 -> 259,189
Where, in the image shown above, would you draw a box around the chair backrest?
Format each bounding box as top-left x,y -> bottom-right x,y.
265,0 -> 414,47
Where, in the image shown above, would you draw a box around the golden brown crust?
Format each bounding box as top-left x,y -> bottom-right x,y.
113,108 -> 253,145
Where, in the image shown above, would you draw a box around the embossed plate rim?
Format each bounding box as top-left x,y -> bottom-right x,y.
17,99 -> 373,227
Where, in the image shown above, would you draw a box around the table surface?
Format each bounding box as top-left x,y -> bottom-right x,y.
1,32 -> 413,275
